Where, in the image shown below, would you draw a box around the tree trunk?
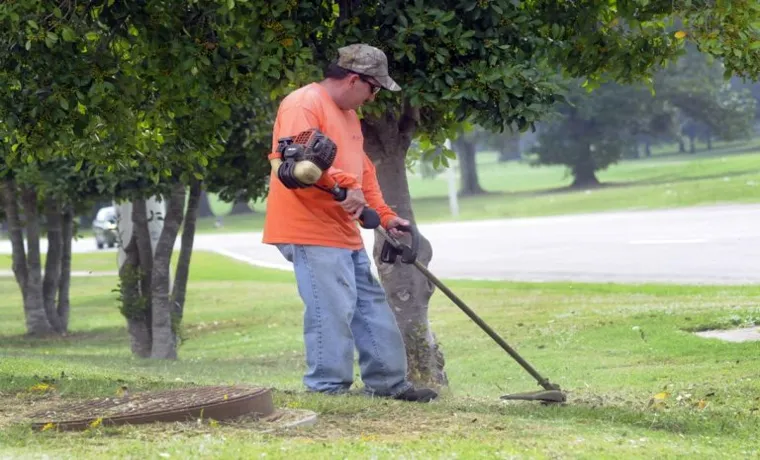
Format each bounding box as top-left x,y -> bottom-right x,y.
0,179 -> 28,300
645,140 -> 652,157
678,137 -> 685,153
119,226 -> 152,358
571,145 -> 600,188
150,183 -> 186,359
452,135 -> 485,196
361,100 -> 448,388
498,133 -> 521,162
197,190 -> 214,218
20,187 -> 54,336
229,199 -> 253,215
689,134 -> 696,153
171,179 -> 201,350
706,133 -> 712,150
116,200 -> 154,357
57,208 -> 73,332
42,196 -> 65,333
132,199 -> 155,318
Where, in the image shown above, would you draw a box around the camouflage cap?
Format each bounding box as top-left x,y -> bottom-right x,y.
337,44 -> 401,92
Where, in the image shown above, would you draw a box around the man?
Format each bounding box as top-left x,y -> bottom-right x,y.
262,44 -> 437,403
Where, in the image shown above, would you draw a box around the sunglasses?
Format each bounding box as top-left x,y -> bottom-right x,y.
357,74 -> 381,95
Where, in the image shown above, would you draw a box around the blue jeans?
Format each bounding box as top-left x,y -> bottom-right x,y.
276,244 -> 413,397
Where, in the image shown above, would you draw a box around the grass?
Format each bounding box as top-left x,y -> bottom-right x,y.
0,252 -> 119,273
1,251 -> 759,458
195,139 -> 760,234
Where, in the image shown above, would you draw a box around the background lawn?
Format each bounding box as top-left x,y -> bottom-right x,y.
195,140 -> 760,234
1,251 -> 758,458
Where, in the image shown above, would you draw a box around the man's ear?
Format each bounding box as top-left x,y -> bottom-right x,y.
347,73 -> 360,87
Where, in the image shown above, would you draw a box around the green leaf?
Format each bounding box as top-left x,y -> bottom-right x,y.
61,27 -> 76,42
45,31 -> 58,48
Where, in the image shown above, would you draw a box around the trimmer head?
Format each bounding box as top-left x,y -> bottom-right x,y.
500,389 -> 567,404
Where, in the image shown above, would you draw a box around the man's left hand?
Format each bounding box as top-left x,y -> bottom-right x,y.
385,216 -> 411,239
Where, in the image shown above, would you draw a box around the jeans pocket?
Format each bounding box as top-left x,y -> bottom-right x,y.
276,244 -> 295,263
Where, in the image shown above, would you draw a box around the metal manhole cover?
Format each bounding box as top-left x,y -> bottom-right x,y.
28,385 -> 274,431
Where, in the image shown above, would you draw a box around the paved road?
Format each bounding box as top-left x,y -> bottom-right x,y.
2,204 -> 759,284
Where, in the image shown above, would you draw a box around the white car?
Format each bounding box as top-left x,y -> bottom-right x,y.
92,206 -> 118,249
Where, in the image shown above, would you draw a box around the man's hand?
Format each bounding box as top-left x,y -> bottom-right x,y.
339,187 -> 367,219
385,216 -> 411,239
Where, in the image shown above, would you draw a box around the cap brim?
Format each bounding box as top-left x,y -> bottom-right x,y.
376,75 -> 401,92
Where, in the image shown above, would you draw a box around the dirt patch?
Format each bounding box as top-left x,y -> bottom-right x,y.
695,327 -> 760,343
0,391 -> 64,429
0,388 -> 315,433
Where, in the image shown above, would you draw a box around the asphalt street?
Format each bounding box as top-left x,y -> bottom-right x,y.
2,204 -> 759,284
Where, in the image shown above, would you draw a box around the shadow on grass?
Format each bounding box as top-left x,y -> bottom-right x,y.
651,142 -> 760,160
0,326 -> 129,350
626,169 -> 760,187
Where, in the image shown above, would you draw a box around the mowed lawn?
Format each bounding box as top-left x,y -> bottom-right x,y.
1,251 -> 759,458
195,140 -> 760,234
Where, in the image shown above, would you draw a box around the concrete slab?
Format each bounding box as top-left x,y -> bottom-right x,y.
694,326 -> 760,343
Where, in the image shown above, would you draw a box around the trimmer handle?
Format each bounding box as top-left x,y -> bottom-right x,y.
379,222 -> 419,264
332,187 -> 380,229
395,223 -> 419,264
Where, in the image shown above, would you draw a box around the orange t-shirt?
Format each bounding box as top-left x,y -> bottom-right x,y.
262,83 -> 397,250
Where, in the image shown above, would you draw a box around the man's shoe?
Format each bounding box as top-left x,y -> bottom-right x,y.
392,387 -> 438,403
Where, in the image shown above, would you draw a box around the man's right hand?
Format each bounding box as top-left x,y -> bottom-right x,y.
339,188 -> 367,219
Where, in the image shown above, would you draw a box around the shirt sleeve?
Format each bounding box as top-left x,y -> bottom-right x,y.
361,154 -> 398,228
268,106 -> 321,161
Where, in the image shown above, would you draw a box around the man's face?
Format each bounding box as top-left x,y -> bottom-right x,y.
344,73 -> 381,109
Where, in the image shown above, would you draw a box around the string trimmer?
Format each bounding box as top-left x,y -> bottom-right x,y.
271,128 -> 566,404
376,224 -> 567,404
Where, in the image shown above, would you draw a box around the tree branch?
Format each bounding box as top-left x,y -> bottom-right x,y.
0,178 -> 28,295
171,179 -> 201,323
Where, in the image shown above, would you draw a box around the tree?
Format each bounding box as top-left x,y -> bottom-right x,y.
0,158 -> 112,336
450,126 -> 485,196
97,1 -> 319,359
530,48 -> 756,187
0,0 -> 133,336
1,1 -> 319,355
656,46 -> 757,153
300,0 -> 760,387
530,81 -> 676,187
